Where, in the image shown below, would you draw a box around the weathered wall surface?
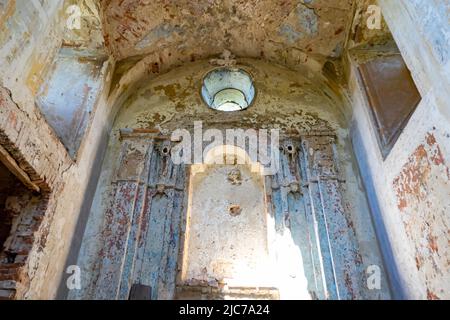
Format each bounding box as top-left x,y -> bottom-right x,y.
2,0 -> 448,300
101,0 -> 354,69
0,1 -> 114,299
393,133 -> 450,300
380,0 -> 450,121
348,0 -> 450,300
0,1 -> 63,112
183,164 -> 271,288
0,86 -> 69,299
72,59 -> 390,300
36,51 -> 107,158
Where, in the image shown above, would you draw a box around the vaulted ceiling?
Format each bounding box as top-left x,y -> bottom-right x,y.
100,0 -> 355,68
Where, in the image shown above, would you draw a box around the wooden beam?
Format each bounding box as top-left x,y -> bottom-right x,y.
0,144 -> 40,193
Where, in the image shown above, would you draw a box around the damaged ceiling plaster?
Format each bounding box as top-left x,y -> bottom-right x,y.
101,0 -> 354,71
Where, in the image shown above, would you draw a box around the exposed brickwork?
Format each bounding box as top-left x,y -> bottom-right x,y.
0,87 -> 71,191
0,196 -> 50,300
0,86 -> 72,299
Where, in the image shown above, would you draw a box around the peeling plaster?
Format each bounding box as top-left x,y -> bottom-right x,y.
101,0 -> 353,68
73,58 -> 390,300
393,133 -> 450,300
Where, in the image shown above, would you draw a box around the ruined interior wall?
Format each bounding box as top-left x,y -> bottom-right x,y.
0,1 -> 63,106
0,1 -> 115,299
101,0 -> 354,70
183,164 -> 271,288
348,0 -> 450,300
73,59 -> 391,299
1,0 -> 448,301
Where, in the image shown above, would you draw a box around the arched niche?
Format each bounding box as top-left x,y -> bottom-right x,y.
73,58 -> 389,301
180,145 -> 273,294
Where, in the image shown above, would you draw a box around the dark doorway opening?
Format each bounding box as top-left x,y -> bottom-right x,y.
0,161 -> 38,258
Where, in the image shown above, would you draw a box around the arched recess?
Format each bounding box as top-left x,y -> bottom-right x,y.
104,51 -> 347,131
179,145 -> 273,299
72,58 -> 390,300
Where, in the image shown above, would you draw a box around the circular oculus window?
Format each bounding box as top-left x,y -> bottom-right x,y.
201,68 -> 255,112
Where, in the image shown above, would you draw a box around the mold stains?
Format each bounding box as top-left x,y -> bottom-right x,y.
393,132 -> 450,300
152,82 -> 192,105
26,58 -> 48,95
175,103 -> 186,112
349,0 -> 394,48
0,1 -> 16,33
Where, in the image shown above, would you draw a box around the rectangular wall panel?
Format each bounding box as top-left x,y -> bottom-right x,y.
94,136 -> 187,300
269,136 -> 363,300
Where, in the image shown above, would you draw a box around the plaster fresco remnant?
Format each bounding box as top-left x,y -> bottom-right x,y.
93,133 -> 187,300
267,136 -> 365,299
71,59 -> 390,300
102,0 -> 353,69
393,132 -> 450,300
36,50 -> 107,158
0,0 -> 449,302
0,0 -> 113,299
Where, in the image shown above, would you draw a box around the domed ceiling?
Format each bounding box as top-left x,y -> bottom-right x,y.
100,0 -> 354,68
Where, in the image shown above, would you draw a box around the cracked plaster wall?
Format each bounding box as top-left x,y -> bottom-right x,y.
73,58 -> 390,300
0,0 -> 114,299
347,0 -> 450,300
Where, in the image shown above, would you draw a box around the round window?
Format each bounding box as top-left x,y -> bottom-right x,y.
201,68 -> 255,112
